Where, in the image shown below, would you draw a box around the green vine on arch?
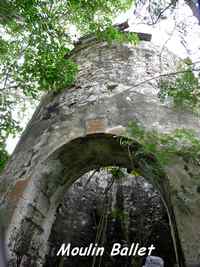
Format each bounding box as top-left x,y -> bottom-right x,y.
121,121 -> 200,168
120,121 -> 200,214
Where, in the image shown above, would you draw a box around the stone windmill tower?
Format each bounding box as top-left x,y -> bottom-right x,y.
0,33 -> 200,267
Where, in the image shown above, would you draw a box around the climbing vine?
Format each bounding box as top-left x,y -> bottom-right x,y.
121,121 -> 200,167
119,121 -> 200,214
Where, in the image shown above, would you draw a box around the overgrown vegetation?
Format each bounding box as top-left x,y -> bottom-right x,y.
96,26 -> 139,45
119,121 -> 200,214
0,0 -> 137,172
158,65 -> 200,113
122,121 -> 200,167
1,0 -> 199,175
106,166 -> 126,179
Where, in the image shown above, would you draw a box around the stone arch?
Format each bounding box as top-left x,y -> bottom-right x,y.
0,40 -> 200,266
5,133 -> 184,266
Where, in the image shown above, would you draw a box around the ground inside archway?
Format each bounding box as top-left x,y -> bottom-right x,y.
44,168 -> 176,267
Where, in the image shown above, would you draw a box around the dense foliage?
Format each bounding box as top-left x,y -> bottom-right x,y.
0,0 -> 137,172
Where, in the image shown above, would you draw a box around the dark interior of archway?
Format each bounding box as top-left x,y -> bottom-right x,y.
44,168 -> 176,267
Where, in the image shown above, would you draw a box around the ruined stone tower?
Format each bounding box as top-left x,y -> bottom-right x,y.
0,39 -> 200,266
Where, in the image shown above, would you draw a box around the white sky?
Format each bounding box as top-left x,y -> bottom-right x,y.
6,0 -> 200,154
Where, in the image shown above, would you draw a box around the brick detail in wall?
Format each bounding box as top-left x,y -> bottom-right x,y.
86,118 -> 107,134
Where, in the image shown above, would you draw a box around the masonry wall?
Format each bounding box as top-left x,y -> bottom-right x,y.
0,40 -> 200,266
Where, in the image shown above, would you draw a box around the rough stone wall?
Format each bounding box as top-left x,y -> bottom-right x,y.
0,40 -> 200,266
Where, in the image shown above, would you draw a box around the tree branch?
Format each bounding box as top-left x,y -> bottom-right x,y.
148,0 -> 176,25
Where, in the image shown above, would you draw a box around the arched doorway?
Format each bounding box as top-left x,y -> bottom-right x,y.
44,168 -> 177,267
5,133 -> 185,266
